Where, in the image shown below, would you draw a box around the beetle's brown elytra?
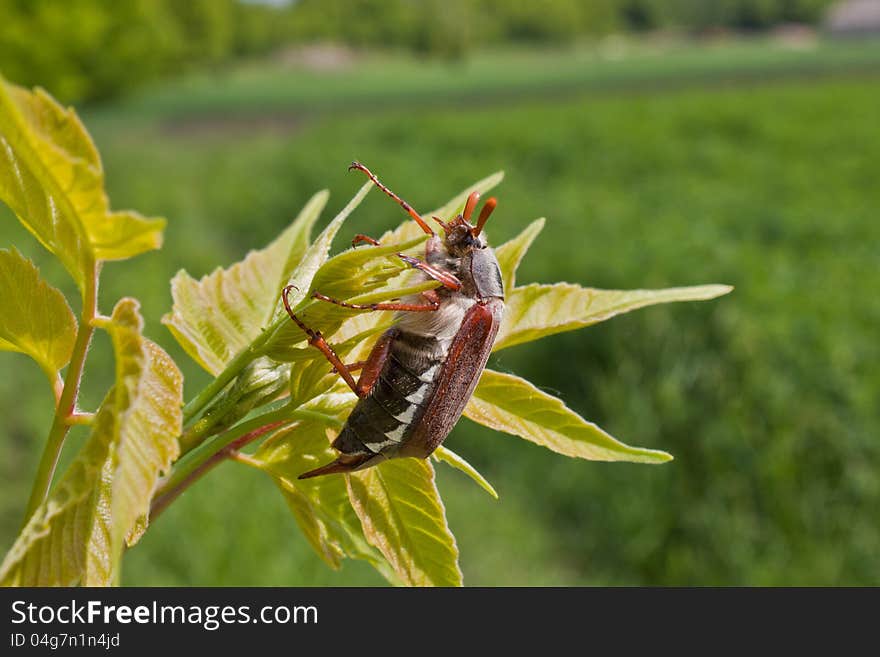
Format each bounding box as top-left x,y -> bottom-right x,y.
284,162 -> 504,478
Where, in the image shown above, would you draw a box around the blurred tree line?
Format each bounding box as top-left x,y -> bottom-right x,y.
0,0 -> 836,103
0,0 -> 286,102
291,0 -> 835,55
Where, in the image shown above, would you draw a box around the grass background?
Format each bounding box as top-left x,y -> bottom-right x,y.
2,38 -> 879,585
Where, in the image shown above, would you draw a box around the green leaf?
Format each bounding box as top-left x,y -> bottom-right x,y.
250,397 -> 398,584
347,459 -> 463,587
162,190 -> 328,375
308,233 -> 428,303
259,181 -> 375,352
277,181 -> 372,317
0,79 -> 164,291
103,299 -> 183,555
494,282 -> 734,351
466,369 -> 672,464
0,248 -> 76,384
432,446 -> 498,500
0,299 -> 183,586
494,217 -> 545,293
0,397 -> 117,586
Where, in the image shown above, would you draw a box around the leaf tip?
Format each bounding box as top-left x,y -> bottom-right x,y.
644,449 -> 674,464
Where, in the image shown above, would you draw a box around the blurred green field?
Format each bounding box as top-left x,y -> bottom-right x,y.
2,39 -> 879,585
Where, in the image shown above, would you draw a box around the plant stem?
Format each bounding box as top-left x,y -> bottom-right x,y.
65,412 -> 95,426
150,420 -> 286,521
150,404 -> 344,521
229,451 -> 262,468
151,406 -> 293,520
181,316 -> 286,425
180,294 -> 326,427
21,263 -> 99,526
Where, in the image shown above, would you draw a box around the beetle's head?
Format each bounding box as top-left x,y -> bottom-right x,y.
434,192 -> 497,257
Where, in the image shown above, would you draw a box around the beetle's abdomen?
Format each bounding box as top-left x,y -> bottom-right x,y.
332,331 -> 446,461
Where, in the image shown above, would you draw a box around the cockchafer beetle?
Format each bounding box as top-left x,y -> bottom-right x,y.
283,162 -> 504,478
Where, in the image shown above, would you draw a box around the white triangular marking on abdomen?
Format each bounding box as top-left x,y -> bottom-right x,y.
393,404 -> 419,424
384,424 -> 407,442
405,385 -> 428,404
417,364 -> 440,383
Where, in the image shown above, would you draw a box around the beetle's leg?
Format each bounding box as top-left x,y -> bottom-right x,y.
330,336 -> 393,397
311,290 -> 441,313
351,235 -> 461,290
349,161 -> 435,236
334,360 -> 366,374
352,330 -> 396,397
397,254 -> 462,291
282,285 -> 360,395
351,234 -> 381,248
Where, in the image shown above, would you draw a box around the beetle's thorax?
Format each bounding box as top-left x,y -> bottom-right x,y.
397,234 -> 503,338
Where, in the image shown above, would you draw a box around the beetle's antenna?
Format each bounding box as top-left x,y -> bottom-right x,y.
348,161 -> 435,236
463,191 -> 481,222
432,215 -> 449,233
473,197 -> 497,237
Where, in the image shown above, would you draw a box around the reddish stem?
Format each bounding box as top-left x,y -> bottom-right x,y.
149,420 -> 286,522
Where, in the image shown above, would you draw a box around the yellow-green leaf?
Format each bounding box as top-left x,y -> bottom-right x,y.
432,446 -> 498,500
308,233 -> 428,303
0,299 -> 182,586
0,396 -> 117,586
347,459 -> 462,587
0,248 -> 76,384
263,181 -> 390,350
494,217 -> 545,293
465,369 -> 672,464
494,282 -> 734,351
103,299 -> 182,556
162,190 -> 328,375
250,402 -> 398,584
277,181 -> 372,316
0,79 -> 164,291
267,238 -> 440,360
88,210 -> 167,262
